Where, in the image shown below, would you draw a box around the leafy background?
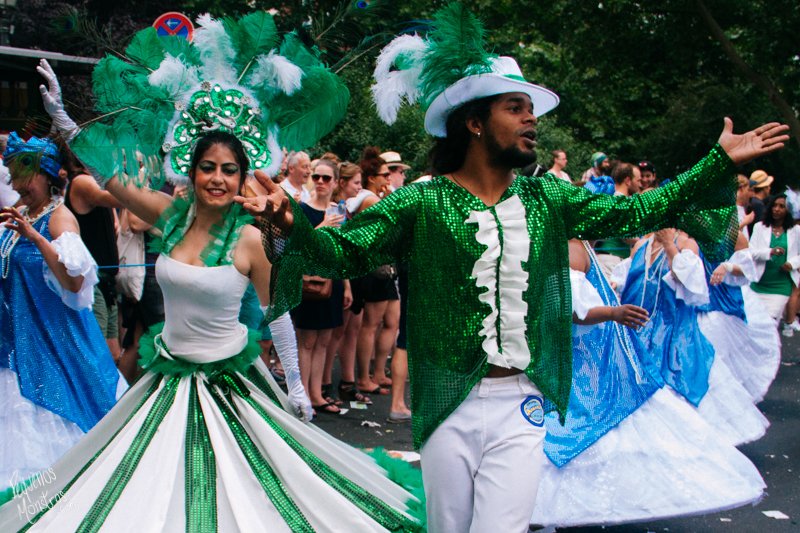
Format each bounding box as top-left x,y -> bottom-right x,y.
8,0 -> 799,185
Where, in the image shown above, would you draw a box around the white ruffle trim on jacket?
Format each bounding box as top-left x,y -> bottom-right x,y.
42,231 -> 98,310
466,195 -> 531,370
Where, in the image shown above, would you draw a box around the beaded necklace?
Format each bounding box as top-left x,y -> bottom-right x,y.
583,241 -> 644,383
0,198 -> 62,279
638,237 -> 667,313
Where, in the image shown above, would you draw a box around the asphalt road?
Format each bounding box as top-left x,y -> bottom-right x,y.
311,335 -> 800,532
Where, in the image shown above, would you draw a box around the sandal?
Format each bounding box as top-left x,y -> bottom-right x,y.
321,384 -> 344,407
338,381 -> 373,405
312,401 -> 341,415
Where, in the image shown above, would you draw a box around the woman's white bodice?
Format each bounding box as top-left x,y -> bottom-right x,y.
156,254 -> 250,361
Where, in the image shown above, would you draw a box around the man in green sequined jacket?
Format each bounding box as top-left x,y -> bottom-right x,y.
240,56 -> 789,533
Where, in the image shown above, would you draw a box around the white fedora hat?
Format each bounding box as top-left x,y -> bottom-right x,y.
424,56 -> 559,137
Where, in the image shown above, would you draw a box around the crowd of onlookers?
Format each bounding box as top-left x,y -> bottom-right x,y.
2,133 -> 796,424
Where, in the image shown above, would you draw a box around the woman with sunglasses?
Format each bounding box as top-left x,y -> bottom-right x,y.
290,159 -> 348,414
348,148 -> 400,397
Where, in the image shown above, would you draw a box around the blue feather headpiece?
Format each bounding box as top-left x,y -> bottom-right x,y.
3,132 -> 63,179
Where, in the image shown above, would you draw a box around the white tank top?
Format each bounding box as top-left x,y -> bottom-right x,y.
345,188 -> 379,215
156,254 -> 250,362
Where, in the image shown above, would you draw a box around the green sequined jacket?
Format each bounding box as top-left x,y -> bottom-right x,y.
262,145 -> 736,449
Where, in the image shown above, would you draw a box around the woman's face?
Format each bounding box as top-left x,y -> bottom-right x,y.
342,172 -> 362,198
772,198 -> 787,220
190,143 -> 242,209
311,164 -> 336,200
11,172 -> 50,207
369,164 -> 390,191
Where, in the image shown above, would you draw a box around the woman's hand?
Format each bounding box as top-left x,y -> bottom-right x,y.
718,117 -> 790,165
0,207 -> 40,242
781,262 -> 794,272
611,304 -> 649,328
771,246 -> 786,256
317,212 -> 344,228
654,228 -> 676,245
234,170 -> 294,232
710,264 -> 727,285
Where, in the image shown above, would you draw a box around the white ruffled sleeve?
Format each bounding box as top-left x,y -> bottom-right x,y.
662,249 -> 709,306
42,231 -> 98,310
570,268 -> 605,320
723,249 -> 758,285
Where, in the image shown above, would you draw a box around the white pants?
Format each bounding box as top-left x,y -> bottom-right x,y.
420,374 -> 547,533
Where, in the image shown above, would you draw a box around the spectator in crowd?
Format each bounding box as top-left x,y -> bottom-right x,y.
637,160 -> 657,190
280,150 -> 312,203
581,151 -> 611,184
593,162 -> 641,276
350,147 -> 399,396
548,149 -> 571,182
61,145 -> 123,362
736,174 -> 756,239
747,169 -> 773,228
0,134 -> 20,208
749,194 -> 800,326
328,161 -> 371,404
291,158 -> 347,414
380,150 -> 411,191
117,207 -> 165,383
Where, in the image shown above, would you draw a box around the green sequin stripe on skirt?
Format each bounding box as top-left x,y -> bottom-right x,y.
1,366 -> 422,532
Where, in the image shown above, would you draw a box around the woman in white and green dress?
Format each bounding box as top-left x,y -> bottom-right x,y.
0,131 -> 423,532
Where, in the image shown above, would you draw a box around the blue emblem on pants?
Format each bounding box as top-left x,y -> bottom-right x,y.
520,395 -> 545,427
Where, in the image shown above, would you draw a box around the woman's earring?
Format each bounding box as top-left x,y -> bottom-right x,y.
476,131 -> 481,138
50,185 -> 60,197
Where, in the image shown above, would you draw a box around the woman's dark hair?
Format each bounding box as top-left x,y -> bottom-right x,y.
428,94 -> 498,175
55,138 -> 90,181
763,193 -> 794,230
359,146 -> 385,187
189,131 -> 249,184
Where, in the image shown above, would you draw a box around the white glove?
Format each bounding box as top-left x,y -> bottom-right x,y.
269,312 -> 313,422
37,59 -> 79,140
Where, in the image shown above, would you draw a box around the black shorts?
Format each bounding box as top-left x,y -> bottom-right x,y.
121,275 -> 165,348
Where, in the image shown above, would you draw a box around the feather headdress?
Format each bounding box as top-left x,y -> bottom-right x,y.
72,12 -> 350,188
371,2 -> 559,137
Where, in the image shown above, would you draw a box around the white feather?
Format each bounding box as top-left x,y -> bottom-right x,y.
371,34 -> 427,124
263,128 -> 284,178
246,52 -> 304,95
193,14 -> 238,82
148,55 -> 200,98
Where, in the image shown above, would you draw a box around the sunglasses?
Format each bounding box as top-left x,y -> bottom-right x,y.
377,172 -> 391,178
311,173 -> 334,183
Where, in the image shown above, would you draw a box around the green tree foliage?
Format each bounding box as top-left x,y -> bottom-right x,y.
10,0 -> 798,184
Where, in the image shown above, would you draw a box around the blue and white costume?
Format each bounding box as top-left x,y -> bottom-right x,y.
531,243 -> 764,528
0,209 -> 124,492
697,252 -> 780,403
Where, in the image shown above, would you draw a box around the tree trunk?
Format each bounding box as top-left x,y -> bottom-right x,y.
695,0 -> 800,150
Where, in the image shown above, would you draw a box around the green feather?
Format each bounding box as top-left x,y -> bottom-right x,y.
92,56 -> 171,117
125,28 -> 166,71
419,2 -> 495,108
269,67 -> 350,151
279,32 -> 324,69
223,11 -> 280,80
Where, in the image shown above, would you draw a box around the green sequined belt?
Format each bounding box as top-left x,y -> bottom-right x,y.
138,322 -> 262,379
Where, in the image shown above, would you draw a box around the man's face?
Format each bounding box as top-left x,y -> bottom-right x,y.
599,158 -> 611,174
288,155 -> 311,184
482,92 -> 538,169
388,166 -> 405,189
629,166 -> 642,194
554,152 -> 567,168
